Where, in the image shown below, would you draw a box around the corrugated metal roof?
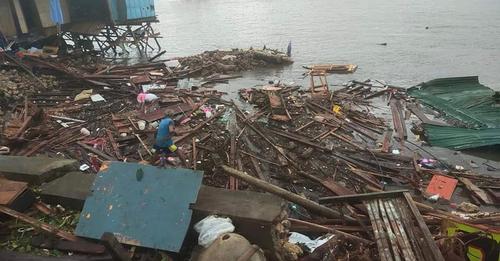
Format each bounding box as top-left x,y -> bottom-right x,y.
408,76 -> 500,149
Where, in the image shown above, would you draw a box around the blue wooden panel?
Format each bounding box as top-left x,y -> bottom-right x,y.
75,162 -> 203,252
125,0 -> 155,20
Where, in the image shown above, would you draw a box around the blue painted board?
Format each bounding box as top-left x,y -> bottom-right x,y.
109,0 -> 155,22
126,0 -> 155,20
75,162 -> 203,252
50,0 -> 64,24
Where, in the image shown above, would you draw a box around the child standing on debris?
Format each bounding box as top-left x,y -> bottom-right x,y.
137,92 -> 159,113
154,117 -> 186,166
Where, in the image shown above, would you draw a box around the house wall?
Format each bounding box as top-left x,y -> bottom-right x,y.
125,0 -> 155,21
12,0 -> 28,33
34,0 -> 54,28
0,0 -> 17,37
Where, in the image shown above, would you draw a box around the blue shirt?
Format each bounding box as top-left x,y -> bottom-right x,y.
155,118 -> 174,148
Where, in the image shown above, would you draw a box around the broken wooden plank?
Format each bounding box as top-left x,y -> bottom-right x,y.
174,108 -> 225,144
106,130 -> 123,160
459,177 -> 493,204
249,156 -> 268,181
101,232 -> 132,261
77,142 -> 115,161
0,251 -> 112,261
239,150 -> 282,166
288,218 -> 372,245
407,103 -> 448,126
269,129 -> 331,151
319,190 -> 409,205
31,235 -> 106,254
294,120 -> 315,132
389,98 -> 407,142
402,192 -> 445,261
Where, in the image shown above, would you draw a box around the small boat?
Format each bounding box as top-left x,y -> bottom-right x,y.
303,64 -> 358,74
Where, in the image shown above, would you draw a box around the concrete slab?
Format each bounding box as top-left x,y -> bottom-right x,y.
191,186 -> 286,252
0,156 -> 77,184
40,172 -> 96,210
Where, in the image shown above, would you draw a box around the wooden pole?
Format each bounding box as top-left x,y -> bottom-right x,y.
221,165 -> 348,220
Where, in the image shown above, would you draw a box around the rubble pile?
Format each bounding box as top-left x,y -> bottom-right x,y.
0,49 -> 499,261
0,69 -> 57,101
177,48 -> 293,77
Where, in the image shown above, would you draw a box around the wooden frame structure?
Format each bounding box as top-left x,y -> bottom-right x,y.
320,190 -> 445,261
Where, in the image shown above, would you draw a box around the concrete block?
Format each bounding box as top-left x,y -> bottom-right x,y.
0,156 -> 77,184
191,186 -> 286,253
40,172 -> 96,210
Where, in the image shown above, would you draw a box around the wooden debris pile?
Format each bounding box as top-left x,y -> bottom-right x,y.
0,50 -> 499,261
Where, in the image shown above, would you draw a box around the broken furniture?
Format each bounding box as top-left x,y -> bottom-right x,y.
0,156 -> 77,184
40,172 -> 96,210
308,70 -> 329,95
75,162 -> 203,252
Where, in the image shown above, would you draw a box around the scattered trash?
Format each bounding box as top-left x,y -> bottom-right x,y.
90,94 -> 106,102
79,164 -> 90,171
74,89 -> 93,101
288,232 -> 335,252
80,128 -> 91,136
457,202 -> 480,213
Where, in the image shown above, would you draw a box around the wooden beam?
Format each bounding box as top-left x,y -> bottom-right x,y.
221,165 -> 349,220
101,232 -> 132,261
319,190 -> 409,205
0,205 -> 78,241
459,177 -> 493,205
288,218 -> 372,245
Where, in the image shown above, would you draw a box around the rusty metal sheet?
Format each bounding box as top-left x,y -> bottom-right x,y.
75,162 -> 203,252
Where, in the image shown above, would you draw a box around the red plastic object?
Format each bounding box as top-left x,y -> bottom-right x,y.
426,174 -> 458,200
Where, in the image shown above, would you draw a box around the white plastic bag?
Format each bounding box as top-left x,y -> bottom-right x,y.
288,232 -> 335,252
194,215 -> 235,248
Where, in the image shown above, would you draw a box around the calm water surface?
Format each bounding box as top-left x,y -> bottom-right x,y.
152,0 -> 500,90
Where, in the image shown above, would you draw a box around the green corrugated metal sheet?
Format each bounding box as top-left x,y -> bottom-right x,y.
422,124 -> 500,150
408,76 -> 499,128
408,76 -> 500,149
